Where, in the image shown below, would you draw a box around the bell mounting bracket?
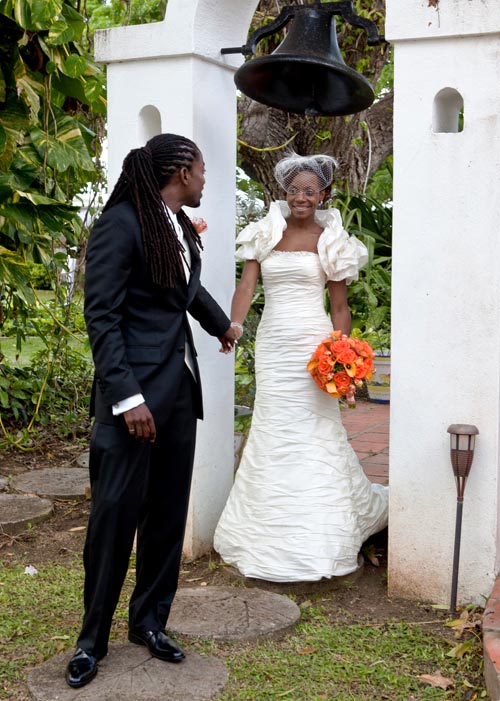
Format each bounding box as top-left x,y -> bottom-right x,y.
221,1 -> 385,57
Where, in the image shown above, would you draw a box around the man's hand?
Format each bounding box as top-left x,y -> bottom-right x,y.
218,325 -> 240,354
123,403 -> 156,442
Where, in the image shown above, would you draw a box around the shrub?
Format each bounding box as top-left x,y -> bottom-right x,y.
27,262 -> 53,290
0,345 -> 92,446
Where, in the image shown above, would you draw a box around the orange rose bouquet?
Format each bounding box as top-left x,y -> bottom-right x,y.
307,330 -> 375,407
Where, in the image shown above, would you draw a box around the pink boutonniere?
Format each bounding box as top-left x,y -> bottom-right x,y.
191,217 -> 208,234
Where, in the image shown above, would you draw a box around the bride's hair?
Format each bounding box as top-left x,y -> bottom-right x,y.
274,153 -> 338,193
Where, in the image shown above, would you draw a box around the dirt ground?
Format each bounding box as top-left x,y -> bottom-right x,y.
0,438 -> 454,621
0,441 -> 475,700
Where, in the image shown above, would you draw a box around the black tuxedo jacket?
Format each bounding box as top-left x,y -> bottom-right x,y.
84,201 -> 230,424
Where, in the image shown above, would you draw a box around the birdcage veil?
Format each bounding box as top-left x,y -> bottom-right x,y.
274,153 -> 338,193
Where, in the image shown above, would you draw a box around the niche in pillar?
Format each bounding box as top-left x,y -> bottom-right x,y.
432,88 -> 464,133
138,105 -> 162,143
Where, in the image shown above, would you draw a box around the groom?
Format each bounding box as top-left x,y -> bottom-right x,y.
66,133 -> 236,688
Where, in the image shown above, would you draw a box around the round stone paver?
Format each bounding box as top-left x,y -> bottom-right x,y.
0,493 -> 53,535
76,450 -> 89,468
168,585 -> 300,641
12,467 -> 89,500
27,644 -> 228,701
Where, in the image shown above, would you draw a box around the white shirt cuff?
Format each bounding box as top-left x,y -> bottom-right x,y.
112,394 -> 145,415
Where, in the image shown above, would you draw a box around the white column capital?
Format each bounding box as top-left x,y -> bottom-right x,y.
95,0 -> 258,68
386,0 -> 500,42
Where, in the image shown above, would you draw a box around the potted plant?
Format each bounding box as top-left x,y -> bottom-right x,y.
358,317 -> 391,404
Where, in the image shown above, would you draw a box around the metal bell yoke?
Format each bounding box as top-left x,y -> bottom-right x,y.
221,0 -> 385,117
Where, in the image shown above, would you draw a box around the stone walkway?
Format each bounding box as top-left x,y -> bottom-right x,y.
7,401 -> 497,698
8,399 -> 393,700
28,586 -> 301,699
342,400 -> 389,485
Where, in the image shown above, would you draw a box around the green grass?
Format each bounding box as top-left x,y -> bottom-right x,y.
0,558 -> 486,701
0,334 -> 90,366
0,557 -> 135,697
0,562 -> 84,693
0,290 -> 88,366
211,609 -> 485,701
0,336 -> 47,365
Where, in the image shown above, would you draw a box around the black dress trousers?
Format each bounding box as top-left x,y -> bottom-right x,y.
77,367 -> 197,658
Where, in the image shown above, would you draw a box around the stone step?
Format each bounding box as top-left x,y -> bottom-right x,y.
169,585 -> 300,641
0,493 -> 53,535
12,467 -> 89,500
28,644 -> 228,701
76,451 -> 89,468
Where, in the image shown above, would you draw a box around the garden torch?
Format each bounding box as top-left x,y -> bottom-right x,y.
447,424 -> 478,614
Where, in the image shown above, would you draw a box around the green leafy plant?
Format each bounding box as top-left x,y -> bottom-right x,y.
26,261 -> 52,290
337,191 -> 392,353
85,0 -> 167,35
233,172 -> 266,430
0,0 -> 105,445
0,341 -> 92,446
0,0 -> 105,338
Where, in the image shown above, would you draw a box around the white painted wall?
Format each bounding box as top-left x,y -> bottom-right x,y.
95,0 -> 260,559
386,0 -> 500,604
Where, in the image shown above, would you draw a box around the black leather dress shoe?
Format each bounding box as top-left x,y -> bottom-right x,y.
128,629 -> 185,662
65,648 -> 99,688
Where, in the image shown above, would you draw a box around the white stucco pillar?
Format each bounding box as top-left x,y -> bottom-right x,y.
94,0 -> 259,559
386,0 -> 500,604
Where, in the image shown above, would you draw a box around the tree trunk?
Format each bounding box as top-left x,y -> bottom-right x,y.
238,0 -> 392,203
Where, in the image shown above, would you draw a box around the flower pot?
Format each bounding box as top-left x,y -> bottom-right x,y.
366,353 -> 390,403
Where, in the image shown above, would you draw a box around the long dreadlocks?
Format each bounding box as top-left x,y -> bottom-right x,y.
103,133 -> 204,289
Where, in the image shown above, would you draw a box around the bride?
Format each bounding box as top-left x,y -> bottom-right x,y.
214,153 -> 388,583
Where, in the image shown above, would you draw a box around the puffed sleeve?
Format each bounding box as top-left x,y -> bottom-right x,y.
317,208 -> 368,284
235,201 -> 286,262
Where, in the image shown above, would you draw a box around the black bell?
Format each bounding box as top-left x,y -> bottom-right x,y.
222,2 -> 384,117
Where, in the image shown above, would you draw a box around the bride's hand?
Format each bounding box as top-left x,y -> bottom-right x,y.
229,322 -> 244,340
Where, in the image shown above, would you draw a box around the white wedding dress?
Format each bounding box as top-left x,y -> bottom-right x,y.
214,202 -> 388,582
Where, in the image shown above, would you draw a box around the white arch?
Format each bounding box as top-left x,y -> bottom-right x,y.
138,105 -> 162,143
432,87 -> 464,134
97,0 -> 500,601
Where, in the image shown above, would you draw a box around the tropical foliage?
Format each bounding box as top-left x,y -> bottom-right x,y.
85,0 -> 166,36
0,0 -> 105,445
339,192 -> 392,351
0,0 -> 105,330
